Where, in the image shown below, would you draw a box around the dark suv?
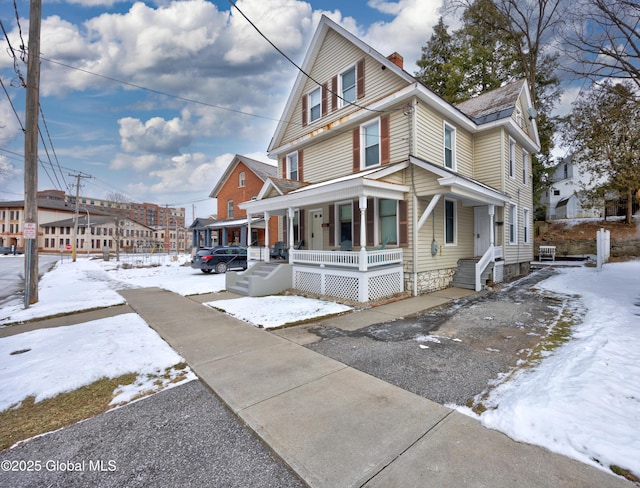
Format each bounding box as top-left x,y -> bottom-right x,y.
191,246 -> 248,274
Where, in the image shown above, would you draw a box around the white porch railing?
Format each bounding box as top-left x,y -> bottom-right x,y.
475,245 -> 501,292
290,248 -> 403,270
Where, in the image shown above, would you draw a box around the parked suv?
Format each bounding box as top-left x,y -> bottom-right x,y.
191,246 -> 248,274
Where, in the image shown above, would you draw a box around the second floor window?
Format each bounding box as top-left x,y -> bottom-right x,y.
227,200 -> 234,219
522,150 -> 528,184
509,138 -> 516,178
363,119 -> 380,167
444,124 -> 455,169
309,87 -> 321,122
340,66 -> 356,106
239,171 -> 245,188
287,152 -> 299,180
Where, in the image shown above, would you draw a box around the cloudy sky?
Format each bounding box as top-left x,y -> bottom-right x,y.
0,0 -> 448,220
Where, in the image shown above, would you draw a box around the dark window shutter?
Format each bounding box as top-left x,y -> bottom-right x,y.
381,114 -> 390,164
366,198 -> 375,246
301,94 -> 308,127
357,58 -> 365,99
353,200 -> 360,248
331,75 -> 338,111
328,204 -> 335,247
399,200 -> 408,247
352,127 -> 360,173
282,157 -> 286,178
298,150 -> 304,182
322,82 -> 328,116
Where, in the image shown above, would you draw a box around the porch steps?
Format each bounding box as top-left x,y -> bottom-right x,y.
226,262 -> 292,297
450,258 -> 494,290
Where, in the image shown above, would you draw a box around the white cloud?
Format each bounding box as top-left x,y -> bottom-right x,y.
110,153 -> 161,171
118,115 -> 192,154
0,98 -> 22,146
0,155 -> 20,183
363,0 -> 443,73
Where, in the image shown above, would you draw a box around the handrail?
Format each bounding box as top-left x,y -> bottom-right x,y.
290,248 -> 403,270
475,246 -> 494,292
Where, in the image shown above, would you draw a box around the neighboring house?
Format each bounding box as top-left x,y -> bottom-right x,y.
238,16 -> 539,301
207,154 -> 279,248
189,217 -> 217,249
539,157 -> 603,220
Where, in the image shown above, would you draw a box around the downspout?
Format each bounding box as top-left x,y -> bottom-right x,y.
408,97 -> 418,296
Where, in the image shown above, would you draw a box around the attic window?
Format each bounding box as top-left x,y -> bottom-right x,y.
309,87 -> 321,122
340,66 -> 356,106
238,171 -> 245,188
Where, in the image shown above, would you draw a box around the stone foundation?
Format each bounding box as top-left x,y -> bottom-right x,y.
536,238 -> 640,259
405,268 -> 456,295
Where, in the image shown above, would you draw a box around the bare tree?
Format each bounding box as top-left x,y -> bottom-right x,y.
564,0 -> 640,92
107,192 -> 129,262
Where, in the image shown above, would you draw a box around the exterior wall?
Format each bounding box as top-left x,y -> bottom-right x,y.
472,128 -> 503,189
280,29 -> 409,147
217,162 -> 265,219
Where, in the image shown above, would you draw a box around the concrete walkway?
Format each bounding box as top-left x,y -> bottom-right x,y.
118,288 -> 630,488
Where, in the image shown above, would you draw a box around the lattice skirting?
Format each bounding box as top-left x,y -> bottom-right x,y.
293,265 -> 404,302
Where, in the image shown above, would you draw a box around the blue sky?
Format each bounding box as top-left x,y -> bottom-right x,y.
0,0 -> 448,221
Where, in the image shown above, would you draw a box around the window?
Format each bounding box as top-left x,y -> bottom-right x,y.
509,204 -> 517,244
444,124 -> 455,169
227,200 -> 234,219
553,189 -> 560,196
238,171 -> 245,188
516,107 -> 523,127
522,150 -> 528,184
338,203 -> 353,246
340,66 -> 356,106
445,199 -> 456,245
379,199 -> 397,245
563,164 -> 568,179
309,87 -> 321,122
523,209 -> 530,244
362,119 -> 380,167
509,139 -> 516,178
286,152 -> 299,181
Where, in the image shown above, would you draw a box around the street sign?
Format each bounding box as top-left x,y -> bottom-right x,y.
23,222 -> 37,240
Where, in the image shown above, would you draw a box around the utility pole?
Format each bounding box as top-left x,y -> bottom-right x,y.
70,173 -> 91,262
23,0 -> 42,306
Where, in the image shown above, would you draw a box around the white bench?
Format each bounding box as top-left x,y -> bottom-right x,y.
539,245 -> 556,261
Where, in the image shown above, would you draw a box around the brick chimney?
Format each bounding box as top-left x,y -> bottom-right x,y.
387,52 -> 404,69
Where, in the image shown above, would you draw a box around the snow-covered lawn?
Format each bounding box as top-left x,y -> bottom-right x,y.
459,261 -> 640,477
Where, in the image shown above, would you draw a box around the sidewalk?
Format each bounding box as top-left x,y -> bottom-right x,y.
118,287 -> 630,488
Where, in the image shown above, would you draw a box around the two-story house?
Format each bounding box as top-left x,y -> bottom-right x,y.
207,154 -> 279,249
235,16 -> 539,302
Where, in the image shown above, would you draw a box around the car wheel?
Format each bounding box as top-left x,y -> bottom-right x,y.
215,261 -> 228,274
201,269 -> 212,274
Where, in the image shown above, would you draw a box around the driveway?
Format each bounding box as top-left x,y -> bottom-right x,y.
306,268 -> 564,406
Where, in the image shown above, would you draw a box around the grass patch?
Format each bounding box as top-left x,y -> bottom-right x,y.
0,373 -> 137,452
610,465 -> 639,482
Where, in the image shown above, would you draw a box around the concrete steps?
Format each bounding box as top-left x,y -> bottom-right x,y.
226,262 -> 291,297
450,258 -> 494,290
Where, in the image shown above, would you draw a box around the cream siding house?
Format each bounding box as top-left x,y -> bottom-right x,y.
238,16 -> 539,302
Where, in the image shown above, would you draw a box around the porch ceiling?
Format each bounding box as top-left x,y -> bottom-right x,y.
240,175 -> 410,214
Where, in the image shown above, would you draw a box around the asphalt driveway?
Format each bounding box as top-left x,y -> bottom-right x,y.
306,268 -> 566,406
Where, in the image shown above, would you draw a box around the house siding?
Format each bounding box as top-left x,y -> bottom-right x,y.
472,129 -> 503,189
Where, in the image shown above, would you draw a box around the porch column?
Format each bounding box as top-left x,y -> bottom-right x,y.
287,207 -> 295,263
240,226 -> 247,246
264,211 -> 270,262
359,196 -> 367,271
488,204 -> 495,247
247,214 -> 252,247
222,228 -> 228,246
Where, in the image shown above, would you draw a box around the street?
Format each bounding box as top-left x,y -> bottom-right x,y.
0,255 -> 59,307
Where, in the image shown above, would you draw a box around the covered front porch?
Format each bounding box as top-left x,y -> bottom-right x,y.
239,169 -> 410,302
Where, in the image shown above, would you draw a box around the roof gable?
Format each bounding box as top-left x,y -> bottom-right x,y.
209,154 -> 277,198
455,80 -> 526,124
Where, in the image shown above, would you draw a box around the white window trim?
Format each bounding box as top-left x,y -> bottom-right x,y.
227,200 -> 234,219
339,64 -> 357,108
509,138 -> 516,178
360,118 -> 381,170
509,203 -> 518,245
335,200 -> 354,246
308,87 -> 322,122
522,150 -> 528,185
286,151 -> 299,181
523,208 -> 530,244
444,123 -> 456,170
444,198 -> 457,246
239,171 -> 245,188
377,198 -> 399,246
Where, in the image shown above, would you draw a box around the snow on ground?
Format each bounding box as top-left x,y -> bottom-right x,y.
206,296 -> 352,329
0,253 -> 352,415
0,314 -> 195,412
458,261 -> 640,476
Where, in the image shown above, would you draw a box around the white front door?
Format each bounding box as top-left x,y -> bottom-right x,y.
310,209 -> 323,249
474,206 -> 491,257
